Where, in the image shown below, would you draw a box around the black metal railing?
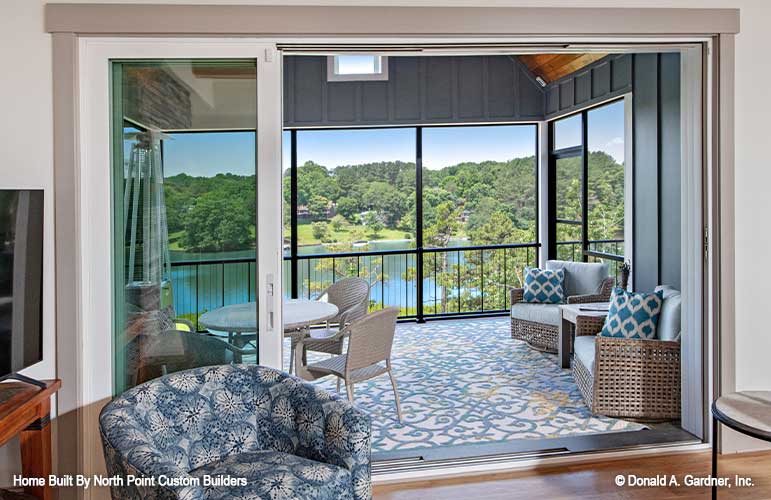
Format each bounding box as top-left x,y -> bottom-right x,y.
555,238 -> 625,279
170,242 -> 540,327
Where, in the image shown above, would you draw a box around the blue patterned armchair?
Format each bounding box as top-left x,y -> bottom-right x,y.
99,365 -> 372,500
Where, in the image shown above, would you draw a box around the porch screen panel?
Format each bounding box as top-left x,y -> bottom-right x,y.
421,124 -> 537,313
587,100 -> 626,270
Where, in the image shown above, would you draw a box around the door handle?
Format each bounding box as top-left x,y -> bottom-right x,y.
266,273 -> 275,331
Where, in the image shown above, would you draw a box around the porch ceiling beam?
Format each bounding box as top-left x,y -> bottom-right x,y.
45,5 -> 739,36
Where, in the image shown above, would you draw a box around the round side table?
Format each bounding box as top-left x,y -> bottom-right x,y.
711,391 -> 771,499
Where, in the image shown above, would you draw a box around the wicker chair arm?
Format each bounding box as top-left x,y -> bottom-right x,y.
595,335 -> 681,359
574,315 -> 607,337
579,336 -> 681,421
599,276 -> 615,297
567,293 -> 608,305
509,288 -> 524,304
567,277 -> 615,304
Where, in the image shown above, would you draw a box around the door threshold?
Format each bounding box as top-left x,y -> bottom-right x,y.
373,441 -> 708,484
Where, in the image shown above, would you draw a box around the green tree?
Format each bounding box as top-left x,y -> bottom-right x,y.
336,196 -> 359,221
311,221 -> 329,242
330,214 -> 348,231
182,193 -> 252,252
307,195 -> 330,221
363,211 -> 385,238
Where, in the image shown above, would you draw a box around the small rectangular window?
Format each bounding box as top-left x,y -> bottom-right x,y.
553,113 -> 582,151
327,55 -> 389,82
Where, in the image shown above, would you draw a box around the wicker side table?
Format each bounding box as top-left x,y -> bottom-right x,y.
557,303 -> 609,368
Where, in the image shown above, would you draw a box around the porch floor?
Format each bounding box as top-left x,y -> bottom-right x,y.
283,317 -> 646,454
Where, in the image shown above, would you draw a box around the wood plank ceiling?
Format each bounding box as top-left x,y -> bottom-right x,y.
518,53 -> 608,84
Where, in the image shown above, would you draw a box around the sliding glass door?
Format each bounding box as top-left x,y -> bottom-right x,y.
111,59 -> 274,394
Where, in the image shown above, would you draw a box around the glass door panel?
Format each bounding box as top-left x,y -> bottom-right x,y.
111,60 -> 258,394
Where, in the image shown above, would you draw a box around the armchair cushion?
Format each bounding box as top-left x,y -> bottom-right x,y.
601,288 -> 664,340
546,260 -> 609,297
655,286 -> 682,342
189,450 -> 354,500
523,267 -> 565,304
510,303 -> 562,326
573,335 -> 596,374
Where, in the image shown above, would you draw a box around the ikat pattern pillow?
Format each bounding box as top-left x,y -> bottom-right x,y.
523,267 -> 565,304
601,287 -> 664,340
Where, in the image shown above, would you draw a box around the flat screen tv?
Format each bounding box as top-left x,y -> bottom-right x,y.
0,190 -> 44,383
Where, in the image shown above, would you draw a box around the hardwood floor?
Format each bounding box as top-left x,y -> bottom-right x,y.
374,450 -> 771,499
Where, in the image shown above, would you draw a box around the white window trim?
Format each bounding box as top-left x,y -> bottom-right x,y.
327,55 -> 389,82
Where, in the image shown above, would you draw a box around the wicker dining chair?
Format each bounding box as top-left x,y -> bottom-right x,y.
289,277 -> 370,373
305,307 -> 403,423
510,260 -> 614,353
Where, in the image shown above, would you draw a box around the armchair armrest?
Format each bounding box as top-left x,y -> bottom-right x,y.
292,382 -> 372,500
592,335 -> 681,419
509,288 -> 524,304
574,315 -> 607,337
567,277 -> 615,304
100,405 -> 204,500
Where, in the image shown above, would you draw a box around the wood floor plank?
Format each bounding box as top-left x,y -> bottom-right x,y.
374,451 -> 771,499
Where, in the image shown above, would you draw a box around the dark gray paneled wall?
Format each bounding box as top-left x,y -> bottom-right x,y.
658,53 -> 682,290
633,53 -> 682,293
545,55 -> 632,119
283,55 -> 544,127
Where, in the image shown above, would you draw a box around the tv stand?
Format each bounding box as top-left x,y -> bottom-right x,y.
0,379 -> 61,500
2,373 -> 47,389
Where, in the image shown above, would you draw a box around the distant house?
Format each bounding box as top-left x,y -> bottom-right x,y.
298,201 -> 336,220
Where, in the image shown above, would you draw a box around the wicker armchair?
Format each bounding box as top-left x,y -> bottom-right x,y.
510,260 -> 614,353
572,286 -> 682,421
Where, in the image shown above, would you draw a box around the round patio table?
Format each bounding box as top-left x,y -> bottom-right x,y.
198,300 -> 339,333
283,299 -> 339,331
198,300 -> 338,365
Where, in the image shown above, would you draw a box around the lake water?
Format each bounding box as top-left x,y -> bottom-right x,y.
169,239 -> 536,320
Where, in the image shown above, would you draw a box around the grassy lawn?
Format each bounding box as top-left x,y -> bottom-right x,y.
295,223 -> 411,247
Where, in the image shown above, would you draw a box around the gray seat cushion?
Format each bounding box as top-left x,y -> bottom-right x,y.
655,285 -> 682,342
573,335 -> 596,374
546,260 -> 609,297
190,450 -> 354,500
510,303 -> 561,326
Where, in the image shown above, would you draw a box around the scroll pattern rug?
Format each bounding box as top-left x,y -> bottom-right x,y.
284,318 -> 645,453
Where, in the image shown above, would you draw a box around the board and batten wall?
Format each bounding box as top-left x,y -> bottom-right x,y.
283,55 -> 545,127
545,53 -> 682,294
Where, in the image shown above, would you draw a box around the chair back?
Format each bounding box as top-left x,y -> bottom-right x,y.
655,285 -> 682,341
546,260 -> 609,297
318,277 -> 371,324
345,307 -> 399,373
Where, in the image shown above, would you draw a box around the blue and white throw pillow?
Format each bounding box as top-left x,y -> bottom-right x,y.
523,267 -> 565,304
601,287 -> 664,339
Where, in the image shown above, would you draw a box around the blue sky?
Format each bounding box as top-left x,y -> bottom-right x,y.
161,100 -> 624,177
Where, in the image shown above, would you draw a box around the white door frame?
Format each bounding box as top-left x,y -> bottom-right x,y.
78,38 -> 284,410
70,35 -> 716,484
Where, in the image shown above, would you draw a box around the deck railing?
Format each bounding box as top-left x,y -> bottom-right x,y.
170,242 -> 540,327
555,239 -> 625,279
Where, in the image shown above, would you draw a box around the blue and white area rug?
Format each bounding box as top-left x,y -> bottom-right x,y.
285,318 -> 645,453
